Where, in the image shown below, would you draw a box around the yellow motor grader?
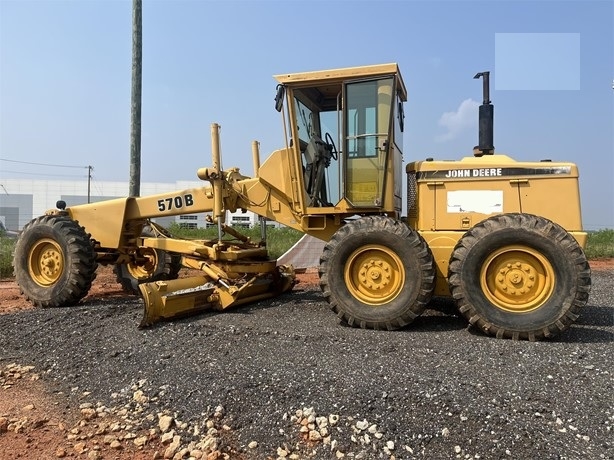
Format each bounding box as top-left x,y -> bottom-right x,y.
13,63 -> 590,340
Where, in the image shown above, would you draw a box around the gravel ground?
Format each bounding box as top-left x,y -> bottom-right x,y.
1,271 -> 612,460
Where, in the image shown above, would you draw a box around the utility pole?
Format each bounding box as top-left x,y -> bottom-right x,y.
87,165 -> 93,203
129,0 -> 142,197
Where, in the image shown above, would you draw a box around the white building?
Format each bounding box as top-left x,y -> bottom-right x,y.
0,178 -> 280,232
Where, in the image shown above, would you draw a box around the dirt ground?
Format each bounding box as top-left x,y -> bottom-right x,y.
0,260 -> 610,459
0,267 -> 319,460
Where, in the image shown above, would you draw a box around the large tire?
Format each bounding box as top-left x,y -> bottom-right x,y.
319,216 -> 436,330
114,225 -> 181,295
448,213 -> 591,341
13,215 -> 97,308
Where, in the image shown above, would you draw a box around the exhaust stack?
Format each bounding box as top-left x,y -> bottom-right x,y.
473,71 -> 494,156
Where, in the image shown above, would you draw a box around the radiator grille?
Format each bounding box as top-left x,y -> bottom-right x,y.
407,171 -> 418,218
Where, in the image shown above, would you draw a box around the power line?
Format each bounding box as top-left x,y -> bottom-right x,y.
1,169 -> 89,178
0,158 -> 88,169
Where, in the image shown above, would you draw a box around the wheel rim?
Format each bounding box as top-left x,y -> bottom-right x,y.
344,244 -> 405,305
126,249 -> 159,280
29,238 -> 64,286
480,245 -> 555,312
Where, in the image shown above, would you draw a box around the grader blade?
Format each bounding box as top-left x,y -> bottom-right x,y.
139,276 -> 215,327
138,265 -> 296,327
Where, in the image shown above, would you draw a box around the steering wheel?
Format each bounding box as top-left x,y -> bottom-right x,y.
324,132 -> 338,161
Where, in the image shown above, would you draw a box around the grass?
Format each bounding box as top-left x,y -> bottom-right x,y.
0,235 -> 15,278
585,228 -> 614,259
165,223 -> 303,260
1,227 -> 612,279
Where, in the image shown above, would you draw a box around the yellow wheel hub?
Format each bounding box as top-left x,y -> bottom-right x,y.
481,245 -> 554,312
29,238 -> 64,286
344,244 -> 404,305
127,249 -> 159,280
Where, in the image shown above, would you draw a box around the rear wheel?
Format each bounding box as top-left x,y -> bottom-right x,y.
319,216 -> 435,330
13,215 -> 97,307
448,213 -> 591,340
114,225 -> 181,295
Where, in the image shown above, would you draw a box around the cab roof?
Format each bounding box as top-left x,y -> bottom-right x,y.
274,63 -> 407,101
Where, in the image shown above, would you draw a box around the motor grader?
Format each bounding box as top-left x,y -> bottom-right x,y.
13,63 -> 590,340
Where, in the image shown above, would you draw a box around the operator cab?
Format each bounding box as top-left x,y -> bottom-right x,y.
274,64 -> 407,214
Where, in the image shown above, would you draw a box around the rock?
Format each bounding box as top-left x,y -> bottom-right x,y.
164,445 -> 178,459
248,441 -> 258,449
454,445 -> 462,454
164,435 -> 181,459
134,435 -> 148,447
161,430 -> 176,444
442,427 -> 450,437
159,415 -> 174,433
87,451 -> 101,460
73,442 -> 88,454
22,404 -> 35,411
0,417 -> 8,433
110,440 -> 122,450
308,430 -> 322,441
81,408 -> 97,420
133,390 -> 149,404
110,423 -> 122,432
355,419 -> 368,431
103,435 -> 117,444
277,446 -> 289,457
329,414 -> 339,426
55,447 -> 67,458
190,450 -> 203,459
200,436 -> 218,451
386,440 -> 395,450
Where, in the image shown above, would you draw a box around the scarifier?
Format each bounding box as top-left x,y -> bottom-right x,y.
13,64 -> 591,340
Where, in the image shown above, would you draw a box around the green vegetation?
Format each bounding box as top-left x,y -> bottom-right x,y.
585,228 -> 614,259
166,223 -> 304,259
1,227 -> 612,280
0,235 -> 15,278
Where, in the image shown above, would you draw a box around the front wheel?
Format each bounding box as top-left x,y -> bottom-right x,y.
114,225 -> 181,295
319,216 -> 435,330
13,215 -> 98,307
448,213 -> 591,340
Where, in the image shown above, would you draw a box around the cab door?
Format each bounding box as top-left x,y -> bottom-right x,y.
343,77 -> 394,208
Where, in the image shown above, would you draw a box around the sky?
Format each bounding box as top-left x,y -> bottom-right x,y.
0,0 -> 612,230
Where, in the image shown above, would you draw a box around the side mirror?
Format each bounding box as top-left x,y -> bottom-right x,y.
274,84 -> 285,112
